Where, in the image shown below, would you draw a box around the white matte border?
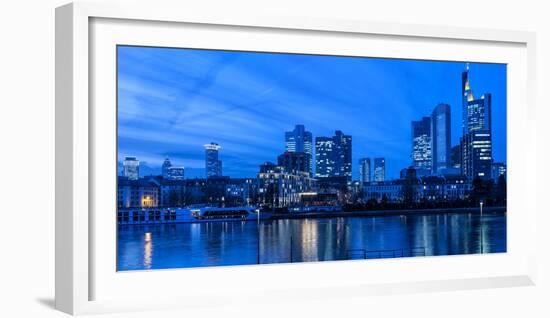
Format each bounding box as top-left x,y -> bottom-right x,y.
56,2 -> 537,315
91,17 -> 530,301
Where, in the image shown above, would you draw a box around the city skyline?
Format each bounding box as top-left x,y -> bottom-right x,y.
117,46 -> 506,180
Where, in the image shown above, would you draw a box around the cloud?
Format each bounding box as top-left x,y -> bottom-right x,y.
117,46 -> 507,179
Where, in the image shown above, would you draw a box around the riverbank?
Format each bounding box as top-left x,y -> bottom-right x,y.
271,206 -> 506,220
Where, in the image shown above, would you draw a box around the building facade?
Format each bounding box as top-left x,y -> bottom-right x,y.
277,151 -> 309,175
461,64 -> 493,180
358,157 -> 371,184
461,131 -> 493,180
123,156 -> 139,180
363,175 -> 470,203
431,103 -> 451,174
225,178 -> 259,207
363,180 -> 406,203
161,157 -> 172,178
373,157 -> 385,182
450,145 -> 461,170
117,176 -> 159,208
285,124 -> 313,174
315,137 -> 334,178
158,178 -> 186,207
492,162 -> 507,180
411,116 -> 432,173
315,130 -> 352,180
204,142 -> 222,178
257,162 -> 316,208
167,166 -> 185,180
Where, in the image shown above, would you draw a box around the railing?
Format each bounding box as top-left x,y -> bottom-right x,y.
346,247 -> 426,260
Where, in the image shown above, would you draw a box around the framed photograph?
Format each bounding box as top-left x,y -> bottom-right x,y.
56,2 -> 537,315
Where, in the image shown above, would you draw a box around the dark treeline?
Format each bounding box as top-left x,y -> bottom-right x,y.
344,175 -> 507,212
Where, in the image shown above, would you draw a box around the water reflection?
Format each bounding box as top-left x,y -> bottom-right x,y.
117,212 -> 506,271
143,232 -> 152,269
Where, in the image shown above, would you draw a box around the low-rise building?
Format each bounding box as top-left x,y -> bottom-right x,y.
117,176 -> 159,208
363,175 -> 471,203
257,162 -> 317,208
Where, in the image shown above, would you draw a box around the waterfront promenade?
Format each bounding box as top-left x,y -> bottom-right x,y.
271,206 -> 506,220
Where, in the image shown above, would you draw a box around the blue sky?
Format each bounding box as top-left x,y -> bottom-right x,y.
117,46 -> 506,180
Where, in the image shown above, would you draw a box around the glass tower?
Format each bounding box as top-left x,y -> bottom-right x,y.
167,166 -> 185,180
123,156 -> 139,180
411,116 -> 432,172
461,64 -> 493,180
359,158 -> 371,184
204,142 -> 222,178
285,125 -> 313,174
373,157 -> 385,182
315,131 -> 352,180
315,137 -> 334,178
431,103 -> 451,174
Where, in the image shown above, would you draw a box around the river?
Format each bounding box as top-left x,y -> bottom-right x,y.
117,211 -> 506,271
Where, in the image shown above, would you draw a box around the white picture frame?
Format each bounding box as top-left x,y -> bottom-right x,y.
55,1 -> 537,315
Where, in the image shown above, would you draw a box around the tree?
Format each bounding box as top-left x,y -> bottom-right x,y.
495,175 -> 507,205
470,177 -> 494,206
381,194 -> 388,207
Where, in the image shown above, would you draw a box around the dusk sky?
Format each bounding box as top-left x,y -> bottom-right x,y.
117,45 -> 507,180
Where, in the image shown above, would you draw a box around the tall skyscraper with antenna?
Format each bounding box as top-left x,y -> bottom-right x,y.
460,64 -> 493,180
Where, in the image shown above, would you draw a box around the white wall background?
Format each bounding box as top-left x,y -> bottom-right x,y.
0,0 -> 548,317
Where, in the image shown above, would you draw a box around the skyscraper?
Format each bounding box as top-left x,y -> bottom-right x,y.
167,166 -> 185,180
277,151 -> 309,175
123,156 -> 139,180
161,157 -> 172,178
461,64 -> 493,180
450,145 -> 461,170
315,137 -> 334,178
315,131 -> 352,180
285,124 -> 313,174
359,158 -> 371,184
333,130 -> 352,179
411,116 -> 432,173
461,131 -> 492,179
204,142 -> 222,178
373,158 -> 385,182
431,103 -> 451,174
492,162 -> 507,180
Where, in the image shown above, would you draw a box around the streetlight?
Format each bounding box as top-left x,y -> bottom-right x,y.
479,200 -> 484,254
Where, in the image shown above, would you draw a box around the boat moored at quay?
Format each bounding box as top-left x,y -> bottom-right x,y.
117,206 -> 272,225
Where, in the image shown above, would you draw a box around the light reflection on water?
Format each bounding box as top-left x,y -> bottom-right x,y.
117,212 -> 506,271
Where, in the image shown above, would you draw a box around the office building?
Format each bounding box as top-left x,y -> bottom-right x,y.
315,131 -> 352,180
204,142 -> 222,178
431,103 -> 451,174
277,151 -> 309,175
461,131 -> 492,179
492,162 -> 507,180
411,116 -> 432,173
123,156 -> 139,180
450,145 -> 461,170
161,157 -> 172,178
257,162 -> 316,208
359,158 -> 371,184
167,166 -> 185,180
285,124 -> 313,174
461,64 -> 493,180
315,137 -> 334,178
374,157 -> 385,182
